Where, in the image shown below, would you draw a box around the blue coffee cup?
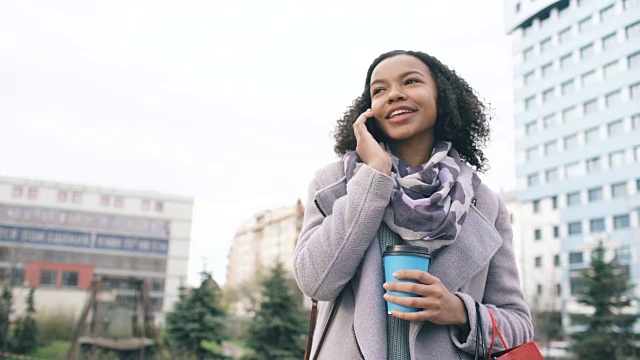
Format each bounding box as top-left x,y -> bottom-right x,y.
383,245 -> 431,313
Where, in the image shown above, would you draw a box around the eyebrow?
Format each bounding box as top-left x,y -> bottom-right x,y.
370,70 -> 427,88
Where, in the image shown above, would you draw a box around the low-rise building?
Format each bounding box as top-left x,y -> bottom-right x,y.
0,175 -> 193,319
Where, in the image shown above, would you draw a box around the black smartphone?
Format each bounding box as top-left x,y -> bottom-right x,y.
366,117 -> 385,143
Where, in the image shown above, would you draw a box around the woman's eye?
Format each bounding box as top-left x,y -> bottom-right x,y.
405,79 -> 419,85
373,88 -> 384,95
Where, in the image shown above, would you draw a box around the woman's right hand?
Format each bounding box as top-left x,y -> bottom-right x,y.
353,109 -> 392,175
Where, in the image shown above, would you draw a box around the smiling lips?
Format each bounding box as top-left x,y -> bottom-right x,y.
385,106 -> 417,120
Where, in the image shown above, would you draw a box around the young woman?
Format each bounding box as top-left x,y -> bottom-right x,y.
294,50 -> 533,359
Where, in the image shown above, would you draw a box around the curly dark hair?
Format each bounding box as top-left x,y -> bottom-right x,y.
333,50 -> 492,172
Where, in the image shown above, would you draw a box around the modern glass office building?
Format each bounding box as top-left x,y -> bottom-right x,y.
506,0 -> 640,329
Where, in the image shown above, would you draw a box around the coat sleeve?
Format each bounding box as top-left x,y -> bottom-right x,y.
449,195 -> 534,354
292,164 -> 394,301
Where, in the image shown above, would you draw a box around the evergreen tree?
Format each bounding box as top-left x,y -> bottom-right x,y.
245,262 -> 307,360
165,272 -> 227,359
0,282 -> 12,353
13,287 -> 38,354
165,284 -> 190,351
572,242 -> 640,359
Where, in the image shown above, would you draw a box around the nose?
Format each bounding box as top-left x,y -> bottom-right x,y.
386,87 -> 406,103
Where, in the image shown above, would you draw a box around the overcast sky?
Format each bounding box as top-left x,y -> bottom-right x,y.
1,0 -> 517,286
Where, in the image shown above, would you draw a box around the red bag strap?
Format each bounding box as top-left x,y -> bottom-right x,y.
487,309 -> 508,357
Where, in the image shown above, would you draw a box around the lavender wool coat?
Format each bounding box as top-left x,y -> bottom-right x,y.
293,161 -> 534,360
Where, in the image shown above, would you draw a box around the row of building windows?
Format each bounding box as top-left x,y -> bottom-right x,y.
518,0 -> 570,35
526,112 -> 638,138
40,269 -> 78,287
568,180 -> 639,203
520,0 -> 639,41
534,282 -> 562,298
568,263 -> 630,295
572,246 -> 629,269
103,278 -> 165,292
525,116 -> 639,158
533,247 -> 631,297
523,16 -> 639,64
1,268 -> 25,286
525,68 -> 640,110
524,69 -> 640,112
2,268 -> 164,312
0,247 -> 167,273
534,253 -> 565,270
116,295 -> 163,312
10,186 -> 164,213
532,211 -> 635,241
530,178 -> 640,210
567,215 -> 631,234
1,267 -> 164,293
526,147 -> 640,187
534,253 -> 562,268
567,246 -> 632,266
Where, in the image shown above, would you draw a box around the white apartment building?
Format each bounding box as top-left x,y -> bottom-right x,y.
506,0 -> 640,330
0,175 -> 193,319
500,191 -> 530,296
226,200 -> 304,315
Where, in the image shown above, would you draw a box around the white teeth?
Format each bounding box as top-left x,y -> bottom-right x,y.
390,109 -> 413,118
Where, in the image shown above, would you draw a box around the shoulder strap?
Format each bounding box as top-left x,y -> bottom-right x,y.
475,302 -> 487,360
304,299 -> 319,360
303,293 -> 343,360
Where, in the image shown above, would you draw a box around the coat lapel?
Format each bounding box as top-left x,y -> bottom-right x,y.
428,206 -> 503,293
409,206 -> 504,356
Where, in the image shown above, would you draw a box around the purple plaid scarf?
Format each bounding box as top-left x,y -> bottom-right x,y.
344,141 -> 481,252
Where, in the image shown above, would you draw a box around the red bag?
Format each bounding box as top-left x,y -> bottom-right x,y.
490,342 -> 544,359
485,308 -> 544,360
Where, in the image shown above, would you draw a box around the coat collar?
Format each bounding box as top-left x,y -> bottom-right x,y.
314,176 -> 503,291
429,206 -> 503,293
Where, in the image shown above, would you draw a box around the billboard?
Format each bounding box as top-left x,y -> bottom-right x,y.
0,204 -> 169,237
0,225 -> 169,255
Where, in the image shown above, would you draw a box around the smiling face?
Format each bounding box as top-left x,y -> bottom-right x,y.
369,54 -> 438,148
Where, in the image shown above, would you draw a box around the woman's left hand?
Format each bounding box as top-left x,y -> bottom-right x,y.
383,270 -> 468,326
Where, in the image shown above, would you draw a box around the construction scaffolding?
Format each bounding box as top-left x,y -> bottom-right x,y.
67,276 -> 162,360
